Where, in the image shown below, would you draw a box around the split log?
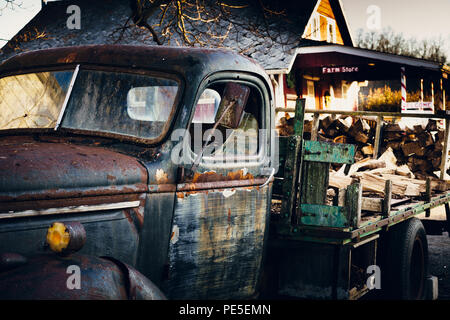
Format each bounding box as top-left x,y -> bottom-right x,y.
335,117 -> 352,134
352,172 -> 407,197
361,144 -> 374,156
348,119 -> 370,144
425,119 -> 438,131
395,164 -> 415,178
417,131 -> 434,147
346,158 -> 386,176
384,131 -> 404,140
384,123 -> 404,132
381,174 -> 449,194
331,171 -> 408,197
401,141 -> 426,157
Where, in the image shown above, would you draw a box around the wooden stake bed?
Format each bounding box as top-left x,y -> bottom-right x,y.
272,99 -> 450,245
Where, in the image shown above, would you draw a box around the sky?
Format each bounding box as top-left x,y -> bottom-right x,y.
0,0 -> 41,48
340,0 -> 450,60
0,0 -> 450,61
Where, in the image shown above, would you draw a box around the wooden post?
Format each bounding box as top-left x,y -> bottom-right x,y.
280,98 -> 305,224
345,182 -> 362,229
442,78 -> 445,110
440,119 -> 450,180
437,79 -> 444,111
373,115 -> 383,159
425,177 -> 432,218
382,180 -> 392,218
431,81 -> 435,107
445,203 -> 450,238
311,113 -> 320,141
294,99 -> 306,136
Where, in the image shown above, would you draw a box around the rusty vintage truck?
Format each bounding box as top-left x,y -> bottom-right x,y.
0,45 -> 448,300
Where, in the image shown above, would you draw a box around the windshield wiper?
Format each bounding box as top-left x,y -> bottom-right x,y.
54,64 -> 80,131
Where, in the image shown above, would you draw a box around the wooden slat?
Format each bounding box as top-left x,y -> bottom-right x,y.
311,113 -> 320,141
373,115 -> 383,158
383,180 -> 392,217
300,204 -> 348,228
362,197 -> 382,212
304,140 -> 355,164
280,99 -> 306,222
317,0 -> 335,18
345,183 -> 362,228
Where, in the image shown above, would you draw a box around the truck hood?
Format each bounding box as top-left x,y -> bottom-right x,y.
0,136 -> 148,202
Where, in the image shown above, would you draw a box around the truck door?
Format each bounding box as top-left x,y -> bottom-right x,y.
164,74 -> 274,299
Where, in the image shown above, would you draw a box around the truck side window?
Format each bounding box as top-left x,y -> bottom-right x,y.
190,82 -> 262,161
192,89 -> 221,124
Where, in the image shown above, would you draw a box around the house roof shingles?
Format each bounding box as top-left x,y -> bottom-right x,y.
0,0 -> 331,71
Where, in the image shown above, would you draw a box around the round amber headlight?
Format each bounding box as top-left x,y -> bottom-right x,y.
46,221 -> 86,254
46,222 -> 70,252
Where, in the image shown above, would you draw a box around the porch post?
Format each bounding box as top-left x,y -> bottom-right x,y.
401,67 -> 407,112
420,79 -> 424,103
431,81 -> 434,107
440,78 -> 449,180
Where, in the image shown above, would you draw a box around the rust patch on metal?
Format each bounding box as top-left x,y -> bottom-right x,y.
148,184 -> 176,193
177,178 -> 267,192
191,169 -> 254,184
177,193 -> 185,199
0,136 -> 148,202
227,170 -> 254,182
57,52 -> 77,64
155,169 -> 169,184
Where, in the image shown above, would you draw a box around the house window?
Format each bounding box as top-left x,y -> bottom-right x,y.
342,81 -> 349,99
305,80 -> 316,109
311,14 -> 321,40
327,19 -> 336,43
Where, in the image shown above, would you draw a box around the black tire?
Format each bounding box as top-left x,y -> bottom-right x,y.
385,218 -> 429,300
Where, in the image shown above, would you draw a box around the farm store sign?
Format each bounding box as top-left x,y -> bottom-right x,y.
322,66 -> 359,74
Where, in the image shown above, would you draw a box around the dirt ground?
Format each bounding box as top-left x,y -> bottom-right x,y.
427,232 -> 450,300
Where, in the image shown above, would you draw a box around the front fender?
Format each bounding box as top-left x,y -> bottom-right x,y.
0,252 -> 166,300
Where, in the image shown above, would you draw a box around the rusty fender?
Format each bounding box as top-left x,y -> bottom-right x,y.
0,253 -> 166,300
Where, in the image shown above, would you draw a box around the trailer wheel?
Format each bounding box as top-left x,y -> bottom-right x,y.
386,218 -> 428,300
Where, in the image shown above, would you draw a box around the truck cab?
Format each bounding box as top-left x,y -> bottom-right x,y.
0,45 -> 276,299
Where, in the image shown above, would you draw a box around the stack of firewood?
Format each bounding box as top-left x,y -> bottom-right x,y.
276,114 -> 446,180
381,120 -> 444,178
277,114 -> 376,161
329,147 -> 449,199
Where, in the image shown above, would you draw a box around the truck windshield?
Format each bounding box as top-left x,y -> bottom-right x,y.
0,70 -> 74,129
61,69 -> 179,140
0,69 -> 179,141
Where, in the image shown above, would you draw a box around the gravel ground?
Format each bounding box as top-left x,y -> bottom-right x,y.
427,232 -> 450,300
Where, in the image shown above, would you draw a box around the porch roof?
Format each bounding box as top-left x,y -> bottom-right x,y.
268,45 -> 447,79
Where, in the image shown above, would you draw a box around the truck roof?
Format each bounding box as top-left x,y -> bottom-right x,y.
0,45 -> 272,94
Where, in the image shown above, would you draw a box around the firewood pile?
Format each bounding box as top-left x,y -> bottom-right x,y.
329,148 -> 449,199
276,113 -> 447,183
382,120 -> 444,178
277,113 -> 377,161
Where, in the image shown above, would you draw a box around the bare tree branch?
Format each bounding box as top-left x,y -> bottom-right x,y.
356,27 -> 448,64
0,0 -> 23,15
110,0 -> 296,49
